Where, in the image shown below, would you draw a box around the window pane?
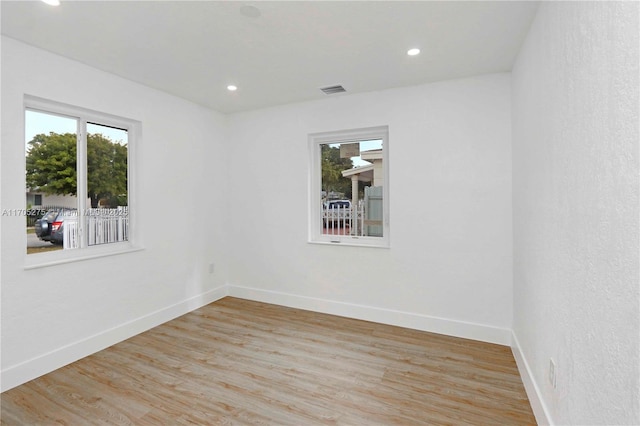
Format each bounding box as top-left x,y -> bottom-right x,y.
321,139 -> 383,237
86,122 -> 128,246
25,110 -> 77,254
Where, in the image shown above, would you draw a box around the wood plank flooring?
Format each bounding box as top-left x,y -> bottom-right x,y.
1,297 -> 536,425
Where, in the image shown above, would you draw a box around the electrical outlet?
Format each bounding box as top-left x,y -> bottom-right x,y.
549,358 -> 557,389
208,262 -> 215,274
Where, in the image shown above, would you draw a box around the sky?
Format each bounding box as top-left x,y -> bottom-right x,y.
25,109 -> 128,153
25,109 -> 377,168
330,139 -> 382,167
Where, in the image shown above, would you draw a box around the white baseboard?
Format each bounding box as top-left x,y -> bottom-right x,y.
511,331 -> 553,426
0,285 -> 228,392
1,285 -> 520,395
228,285 -> 512,346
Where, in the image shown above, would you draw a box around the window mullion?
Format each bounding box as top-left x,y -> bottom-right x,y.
77,119 -> 88,249
24,96 -> 135,260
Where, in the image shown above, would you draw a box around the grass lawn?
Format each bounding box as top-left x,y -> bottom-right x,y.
26,228 -> 62,254
27,245 -> 63,255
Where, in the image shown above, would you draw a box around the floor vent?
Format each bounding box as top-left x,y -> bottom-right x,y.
320,85 -> 346,95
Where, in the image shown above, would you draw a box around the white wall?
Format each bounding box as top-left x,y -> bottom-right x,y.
1,37 -> 230,391
512,2 -> 639,425
226,73 -> 514,344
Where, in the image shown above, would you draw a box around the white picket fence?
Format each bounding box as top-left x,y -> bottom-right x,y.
323,187 -> 384,237
322,204 -> 362,236
322,203 -> 383,237
63,207 -> 129,249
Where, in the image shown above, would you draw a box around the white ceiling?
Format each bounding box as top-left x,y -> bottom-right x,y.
1,1 -> 539,114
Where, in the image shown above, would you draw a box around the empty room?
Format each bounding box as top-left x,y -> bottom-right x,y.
1,1 -> 638,425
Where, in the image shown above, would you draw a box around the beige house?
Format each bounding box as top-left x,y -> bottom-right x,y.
26,191 -> 90,209
341,148 -> 383,208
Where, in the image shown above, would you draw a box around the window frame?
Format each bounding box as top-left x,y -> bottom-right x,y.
308,125 -> 390,248
24,95 -> 141,268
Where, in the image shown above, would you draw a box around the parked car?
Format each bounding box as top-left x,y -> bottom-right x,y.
34,209 -> 77,245
323,200 -> 351,227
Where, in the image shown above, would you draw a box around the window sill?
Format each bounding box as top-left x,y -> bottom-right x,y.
24,244 -> 143,270
308,238 -> 390,249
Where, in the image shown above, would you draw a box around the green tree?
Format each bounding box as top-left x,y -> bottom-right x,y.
87,133 -> 128,208
26,132 -> 77,196
26,132 -> 127,208
321,144 -> 353,198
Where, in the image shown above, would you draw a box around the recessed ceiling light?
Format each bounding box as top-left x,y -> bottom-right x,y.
407,48 -> 421,56
227,85 -> 238,91
41,0 -> 60,5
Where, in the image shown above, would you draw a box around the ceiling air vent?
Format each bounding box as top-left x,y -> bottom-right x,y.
320,85 -> 346,95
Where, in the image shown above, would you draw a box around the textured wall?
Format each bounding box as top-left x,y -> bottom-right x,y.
512,2 -> 639,424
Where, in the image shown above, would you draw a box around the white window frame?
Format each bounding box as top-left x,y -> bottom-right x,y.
24,95 -> 141,268
308,125 -> 390,248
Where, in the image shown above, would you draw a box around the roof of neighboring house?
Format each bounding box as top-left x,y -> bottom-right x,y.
360,149 -> 383,161
342,164 -> 374,181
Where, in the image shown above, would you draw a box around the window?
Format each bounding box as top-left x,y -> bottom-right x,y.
308,126 -> 389,247
24,96 -> 137,260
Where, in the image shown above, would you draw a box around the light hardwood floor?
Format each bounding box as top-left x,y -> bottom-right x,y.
1,297 -> 536,425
